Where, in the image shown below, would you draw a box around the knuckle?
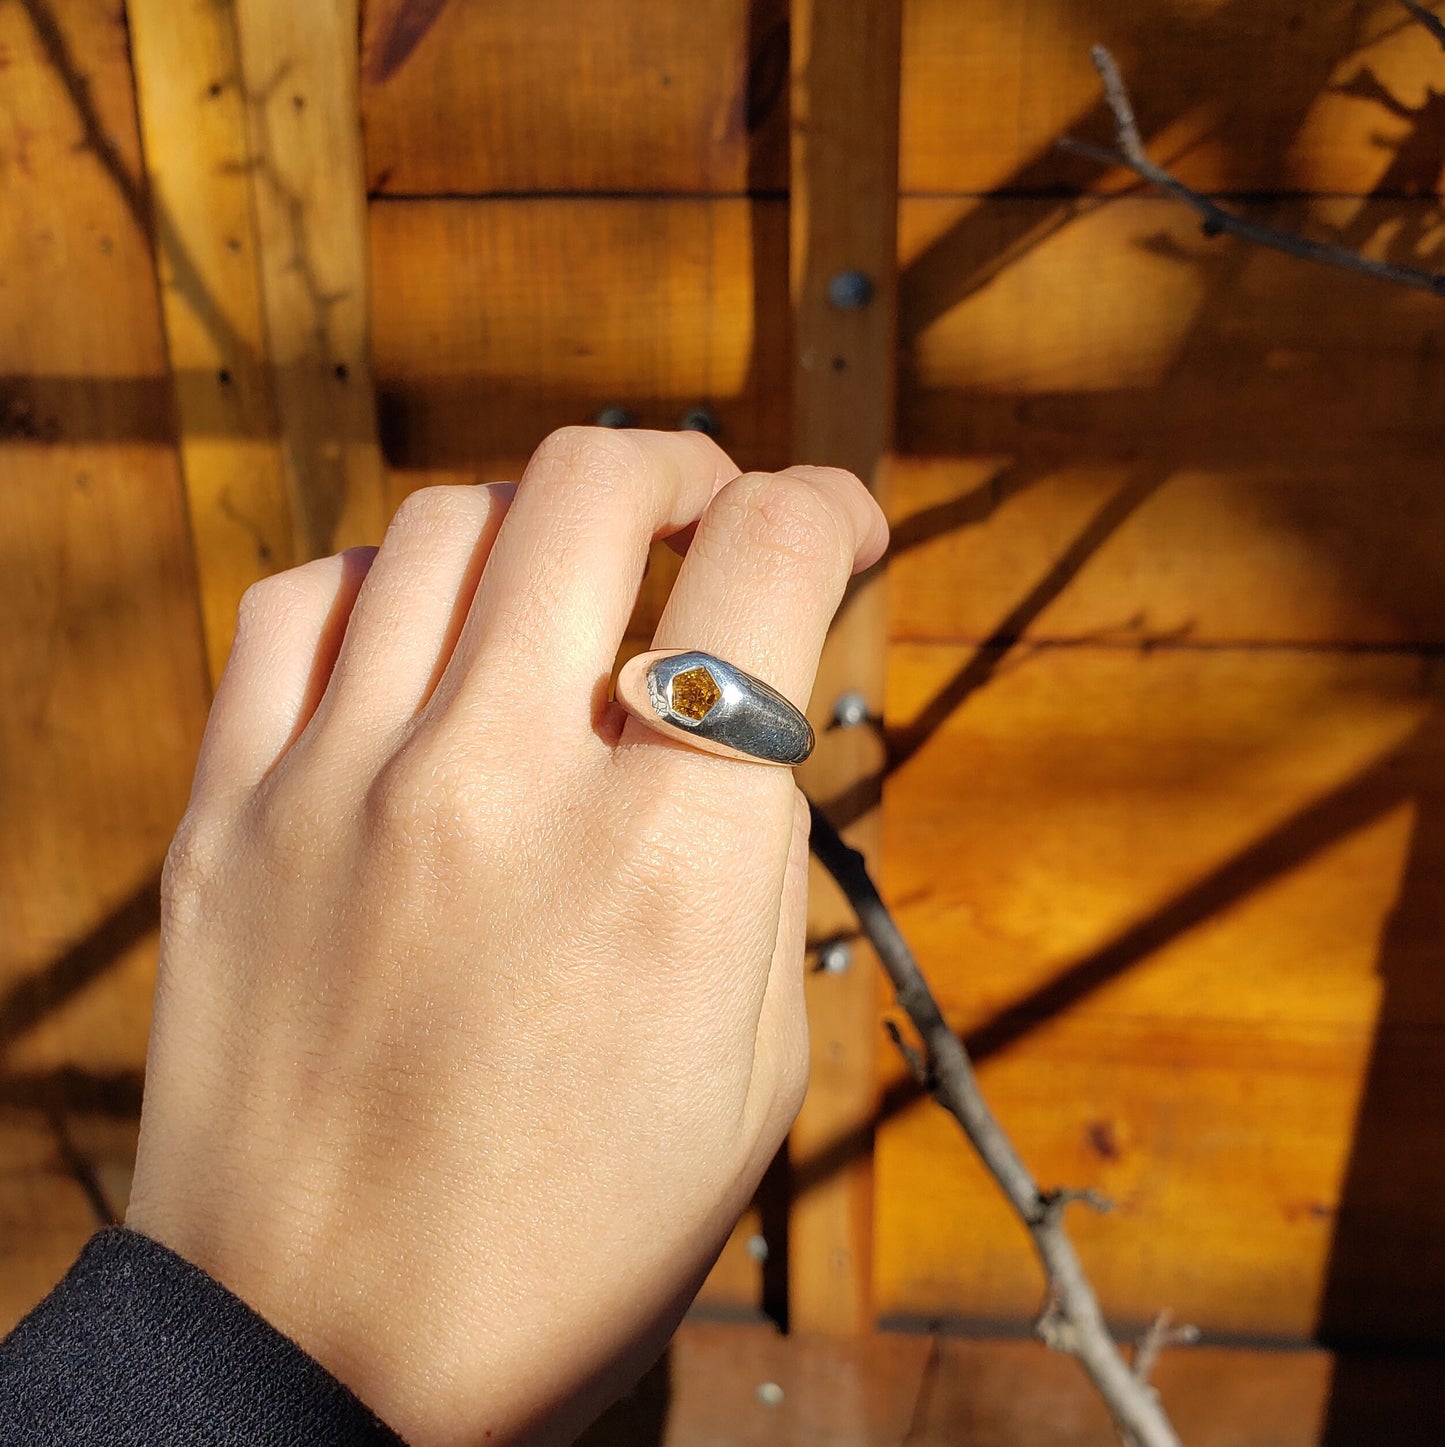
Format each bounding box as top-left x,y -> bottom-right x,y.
365,745 -> 443,839
234,572 -> 298,631
721,471 -> 851,568
234,553 -> 345,633
364,740 -> 511,871
785,463 -> 864,489
388,483 -> 486,537
161,809 -> 230,916
253,776 -> 332,875
528,425 -> 642,493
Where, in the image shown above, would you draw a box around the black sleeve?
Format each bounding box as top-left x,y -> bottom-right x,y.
0,1227 -> 406,1446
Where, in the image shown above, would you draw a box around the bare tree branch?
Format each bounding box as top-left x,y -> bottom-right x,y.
808,801 -> 1190,1447
1400,0 -> 1445,52
1062,44 -> 1445,299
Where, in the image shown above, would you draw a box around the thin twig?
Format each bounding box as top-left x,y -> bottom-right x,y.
1400,0 -> 1445,52
1061,44 -> 1445,299
808,802 -> 1189,1447
883,1018 -> 932,1090
1132,1309 -> 1202,1388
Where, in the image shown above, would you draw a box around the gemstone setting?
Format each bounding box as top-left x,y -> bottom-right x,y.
670,665 -> 722,722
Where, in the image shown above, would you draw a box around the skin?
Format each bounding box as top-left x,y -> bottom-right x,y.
125,427 -> 888,1447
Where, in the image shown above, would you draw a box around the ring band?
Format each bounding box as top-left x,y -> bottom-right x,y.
616,650 -> 815,767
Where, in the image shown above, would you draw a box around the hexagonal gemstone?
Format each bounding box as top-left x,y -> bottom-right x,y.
670,665 -> 722,721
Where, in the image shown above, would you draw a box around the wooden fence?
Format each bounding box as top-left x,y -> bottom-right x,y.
4,3 -> 1445,1428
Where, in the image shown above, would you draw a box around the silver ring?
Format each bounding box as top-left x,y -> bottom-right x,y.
615,650 -> 814,767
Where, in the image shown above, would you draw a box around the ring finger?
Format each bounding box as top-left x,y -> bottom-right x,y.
617,465 -> 888,784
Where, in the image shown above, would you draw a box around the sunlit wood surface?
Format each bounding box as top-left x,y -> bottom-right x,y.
0,0 -> 207,1313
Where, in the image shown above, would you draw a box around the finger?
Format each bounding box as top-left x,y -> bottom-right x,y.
427,427 -> 739,734
743,789 -> 813,1152
304,484 -> 514,745
619,465 -> 887,766
191,548 -> 376,800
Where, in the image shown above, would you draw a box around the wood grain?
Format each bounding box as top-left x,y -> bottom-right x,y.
786,0 -> 901,1335
360,0 -> 790,195
369,197 -> 791,490
131,0 -> 386,680
0,0 -> 207,1326
893,195 -> 1445,647
370,191 -> 1445,654
876,643 -> 1445,1340
127,0 -> 295,679
360,0 -> 1445,199
232,0 -> 388,560
900,0 -> 1445,196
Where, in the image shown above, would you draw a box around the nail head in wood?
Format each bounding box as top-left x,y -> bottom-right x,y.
827,269 -> 874,310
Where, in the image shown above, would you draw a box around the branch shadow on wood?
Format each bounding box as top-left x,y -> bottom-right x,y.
16,0 -> 250,368
0,876 -> 159,1053
0,882 -> 157,1237
793,727 -> 1417,1197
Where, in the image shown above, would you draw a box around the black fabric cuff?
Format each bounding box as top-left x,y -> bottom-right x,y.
0,1227 -> 406,1446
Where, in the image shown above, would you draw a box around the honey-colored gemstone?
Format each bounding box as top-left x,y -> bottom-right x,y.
670,665 -> 722,721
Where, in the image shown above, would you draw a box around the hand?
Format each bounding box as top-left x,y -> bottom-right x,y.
125,427 -> 888,1446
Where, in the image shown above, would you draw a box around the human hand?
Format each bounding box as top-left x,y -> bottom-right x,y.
125,427 -> 887,1446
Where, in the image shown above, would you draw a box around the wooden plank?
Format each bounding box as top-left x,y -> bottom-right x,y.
126,0 -> 295,679
875,643 -> 1445,1341
231,0 -> 388,559
0,0 -> 209,1320
360,0 -> 790,196
582,1321 -> 1445,1445
787,0 -> 902,1334
368,196 -> 791,487
129,0 -> 386,680
893,195 -> 1445,646
582,1322 -> 934,1447
900,0 -> 1445,196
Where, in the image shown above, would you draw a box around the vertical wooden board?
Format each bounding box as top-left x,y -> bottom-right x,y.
360,0 -> 790,196
131,0 -> 388,679
232,0 -> 387,557
788,0 -> 901,1334
899,0 -> 1445,195
875,644 -> 1445,1339
0,0 -> 208,1316
127,0 -> 294,678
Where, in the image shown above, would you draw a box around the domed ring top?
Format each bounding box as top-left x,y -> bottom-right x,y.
615,650 -> 815,767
